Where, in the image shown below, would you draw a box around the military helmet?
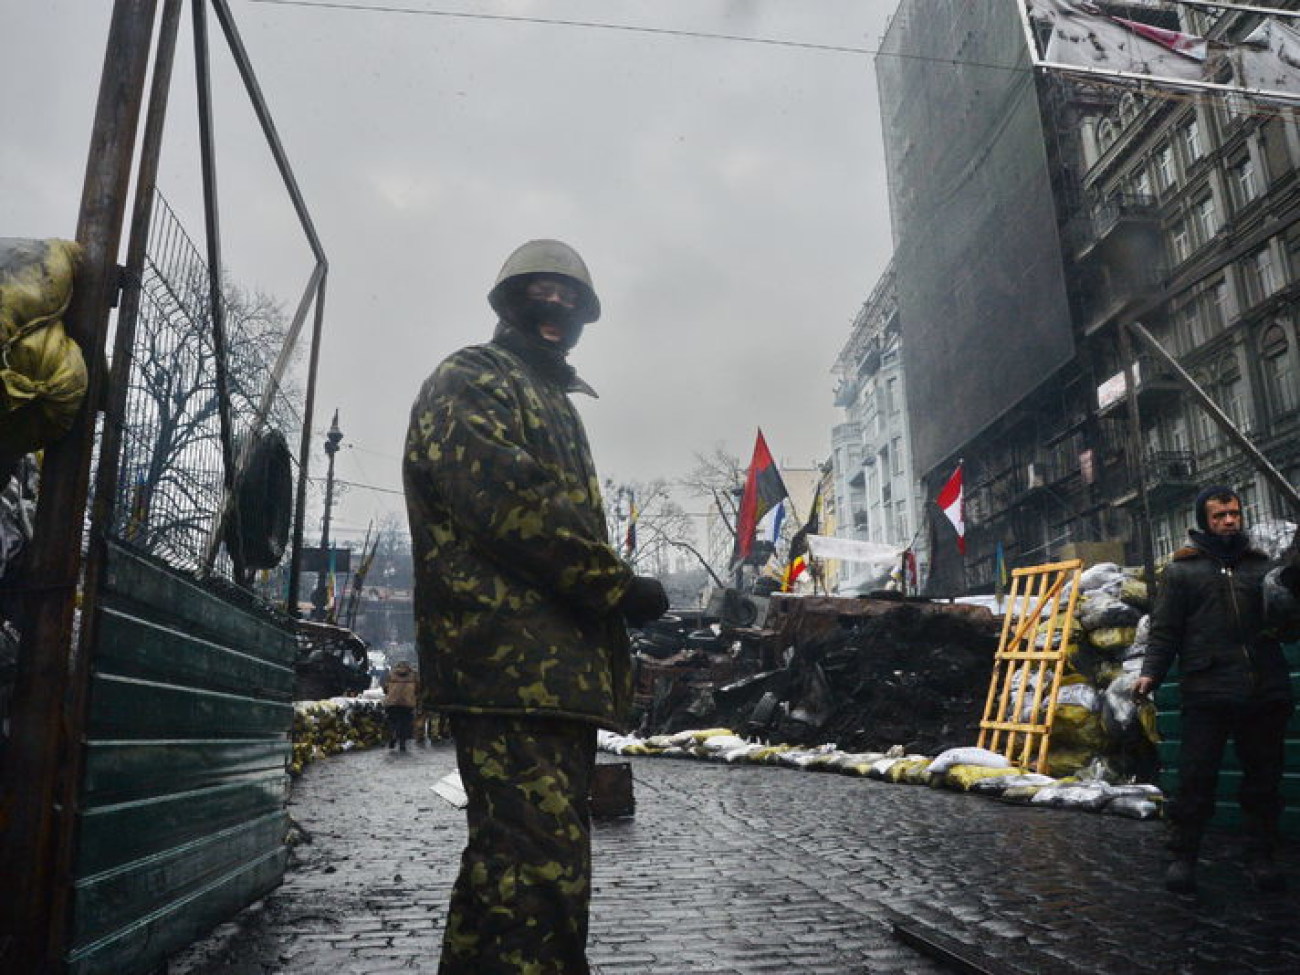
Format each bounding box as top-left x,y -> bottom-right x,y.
488,238 -> 601,325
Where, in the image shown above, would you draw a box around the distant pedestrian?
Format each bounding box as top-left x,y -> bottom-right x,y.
1134,485 -> 1300,894
382,660 -> 419,752
403,239 -> 667,974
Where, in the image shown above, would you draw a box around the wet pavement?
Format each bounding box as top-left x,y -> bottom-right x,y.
169,741 -> 1300,974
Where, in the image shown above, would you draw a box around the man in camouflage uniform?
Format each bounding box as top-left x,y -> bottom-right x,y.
403,239 -> 668,974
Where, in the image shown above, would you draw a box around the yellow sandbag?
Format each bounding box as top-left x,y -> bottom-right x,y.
0,238 -> 80,332
1120,576 -> 1149,609
1046,745 -> 1094,778
838,762 -> 876,777
1,238 -> 86,453
687,728 -> 736,742
1088,626 -> 1137,651
1140,704 -> 1160,745
942,764 -> 1024,791
1051,703 -> 1107,751
886,757 -> 932,783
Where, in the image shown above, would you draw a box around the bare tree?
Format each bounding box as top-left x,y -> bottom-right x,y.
605,478 -> 696,579
369,510 -> 413,590
117,273 -> 298,570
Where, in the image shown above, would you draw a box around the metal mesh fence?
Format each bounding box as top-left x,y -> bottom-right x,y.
110,192 -> 305,592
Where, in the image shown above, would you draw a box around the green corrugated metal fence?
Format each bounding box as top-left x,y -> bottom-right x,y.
1155,643 -> 1300,838
65,540 -> 297,975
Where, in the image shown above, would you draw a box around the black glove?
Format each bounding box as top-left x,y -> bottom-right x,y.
619,575 -> 669,627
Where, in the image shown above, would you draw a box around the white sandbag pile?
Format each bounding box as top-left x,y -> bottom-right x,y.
597,731 -> 1165,821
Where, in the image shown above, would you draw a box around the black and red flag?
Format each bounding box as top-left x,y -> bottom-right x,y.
733,428 -> 789,563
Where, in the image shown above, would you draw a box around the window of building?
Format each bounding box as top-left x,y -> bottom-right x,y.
1180,117 -> 1203,164
1194,194 -> 1217,243
1190,369 -> 1220,451
1218,353 -> 1249,432
1230,153 -> 1258,208
1239,482 -> 1260,525
1178,299 -> 1207,349
1155,145 -> 1175,190
1192,405 -> 1219,452
1204,278 -> 1230,330
1262,322 -> 1298,414
1132,167 -> 1152,200
886,376 -> 900,415
1170,414 -> 1190,453
891,436 -> 904,476
1242,244 -> 1279,306
1171,219 -> 1191,263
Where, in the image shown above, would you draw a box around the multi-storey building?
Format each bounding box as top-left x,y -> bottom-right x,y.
875,0 -> 1300,593
830,260 -> 924,589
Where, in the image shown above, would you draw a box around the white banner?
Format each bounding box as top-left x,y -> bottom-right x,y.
806,534 -> 903,564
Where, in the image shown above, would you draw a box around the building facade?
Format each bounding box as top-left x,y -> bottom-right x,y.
830,260 -> 924,590
875,0 -> 1300,591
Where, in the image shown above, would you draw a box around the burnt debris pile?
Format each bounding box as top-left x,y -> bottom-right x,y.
636,596 -> 1001,758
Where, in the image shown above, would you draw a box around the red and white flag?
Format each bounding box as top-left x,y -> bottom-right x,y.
1111,17 -> 1208,62
937,463 -> 965,555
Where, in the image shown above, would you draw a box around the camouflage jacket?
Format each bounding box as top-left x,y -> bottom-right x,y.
402,333 -> 634,729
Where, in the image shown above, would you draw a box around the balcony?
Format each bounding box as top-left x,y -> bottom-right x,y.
1108,450 -> 1198,508
1067,192 -> 1160,263
1096,355 -> 1182,414
833,377 -> 860,408
1076,265 -> 1167,335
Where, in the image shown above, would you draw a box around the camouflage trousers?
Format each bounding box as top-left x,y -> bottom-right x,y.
438,714 -> 597,975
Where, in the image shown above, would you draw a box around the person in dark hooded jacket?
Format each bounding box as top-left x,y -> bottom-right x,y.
382,660 -> 418,751
403,239 -> 667,975
1135,485 -> 1299,894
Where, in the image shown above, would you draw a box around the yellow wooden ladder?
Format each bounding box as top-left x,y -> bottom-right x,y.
977,559 -> 1084,774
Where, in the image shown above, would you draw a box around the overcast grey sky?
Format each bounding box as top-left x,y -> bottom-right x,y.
4,0 -> 899,544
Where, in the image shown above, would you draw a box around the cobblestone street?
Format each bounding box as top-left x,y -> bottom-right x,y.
171,742 -> 1300,974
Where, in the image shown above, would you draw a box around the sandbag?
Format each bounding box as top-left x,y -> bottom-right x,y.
942,764 -> 1024,791
1055,676 -> 1101,712
1078,592 -> 1142,631
1088,626 -> 1138,651
884,757 -> 932,783
1106,796 -> 1160,819
1101,671 -> 1144,742
1046,744 -> 1094,777
968,772 -> 1055,797
1030,782 -> 1116,811
0,239 -> 86,454
1051,704 -> 1107,751
1079,562 -> 1125,595
1119,576 -> 1149,610
927,745 -> 1012,774
1250,519 -> 1298,560
1122,615 -> 1151,662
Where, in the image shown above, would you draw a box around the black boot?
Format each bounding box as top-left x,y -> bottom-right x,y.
1243,812 -> 1286,892
1165,857 -> 1197,894
1245,856 -> 1287,892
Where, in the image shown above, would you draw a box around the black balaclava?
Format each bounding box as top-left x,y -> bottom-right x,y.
491,289 -> 582,386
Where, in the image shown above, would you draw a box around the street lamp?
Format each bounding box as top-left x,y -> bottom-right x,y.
310,410 -> 343,621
